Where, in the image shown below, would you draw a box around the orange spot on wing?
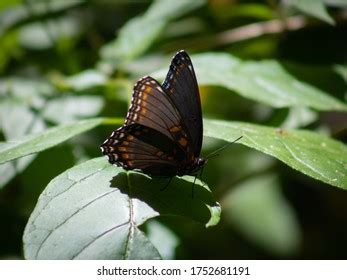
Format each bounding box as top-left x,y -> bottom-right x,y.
156,151 -> 164,157
178,137 -> 188,147
144,86 -> 152,95
169,126 -> 181,133
143,92 -> 149,100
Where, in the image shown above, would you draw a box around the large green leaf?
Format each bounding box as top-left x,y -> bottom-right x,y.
0,118 -> 103,164
223,174 -> 301,256
23,157 -> 220,259
204,119 -> 347,189
99,0 -> 205,70
153,53 -> 347,111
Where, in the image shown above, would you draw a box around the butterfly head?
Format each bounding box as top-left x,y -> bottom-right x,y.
196,157 -> 207,168
190,157 -> 207,174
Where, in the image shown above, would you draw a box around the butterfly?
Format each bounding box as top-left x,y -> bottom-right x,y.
101,50 -> 206,177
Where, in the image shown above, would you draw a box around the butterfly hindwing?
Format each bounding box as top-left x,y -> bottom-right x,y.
125,75 -> 193,156
101,123 -> 185,176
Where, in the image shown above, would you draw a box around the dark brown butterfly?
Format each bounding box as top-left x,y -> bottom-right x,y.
100,50 -> 206,177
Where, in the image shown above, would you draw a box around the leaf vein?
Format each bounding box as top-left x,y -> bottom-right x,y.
123,173 -> 135,259
281,140 -> 331,181
72,222 -> 129,259
34,188 -> 118,259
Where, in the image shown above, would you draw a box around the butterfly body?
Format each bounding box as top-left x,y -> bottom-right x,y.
101,50 -> 205,177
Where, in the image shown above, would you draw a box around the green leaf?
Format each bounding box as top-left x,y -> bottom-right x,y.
204,119 -> 347,189
0,0 -> 84,37
23,157 -> 220,259
18,16 -> 81,50
222,174 -> 302,256
63,69 -> 107,91
146,220 -> 179,260
0,0 -> 22,12
334,64 -> 347,82
42,96 -> 104,124
99,0 -> 206,70
286,0 -> 335,25
153,53 -> 347,112
0,101 -> 45,189
0,118 -> 103,164
280,107 -> 318,129
0,76 -> 54,106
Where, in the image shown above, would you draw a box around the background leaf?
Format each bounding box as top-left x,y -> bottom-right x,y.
42,96 -> 104,124
0,0 -> 84,37
222,174 -> 302,256
23,157 -> 220,259
62,69 -> 107,91
18,15 -> 82,50
153,53 -> 347,111
99,0 -> 206,70
286,0 -> 335,25
0,99 -> 46,188
146,220 -> 179,260
0,118 -> 103,164
204,119 -> 347,189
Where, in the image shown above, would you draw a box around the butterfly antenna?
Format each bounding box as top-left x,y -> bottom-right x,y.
205,136 -> 243,160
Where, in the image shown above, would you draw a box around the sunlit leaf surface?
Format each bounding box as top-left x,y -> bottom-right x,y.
204,119 -> 347,189
23,157 -> 220,259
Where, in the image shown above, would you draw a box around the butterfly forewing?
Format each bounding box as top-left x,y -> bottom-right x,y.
125,76 -> 182,141
162,50 -> 203,157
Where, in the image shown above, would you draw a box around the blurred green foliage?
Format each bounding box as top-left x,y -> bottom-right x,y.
0,0 -> 347,259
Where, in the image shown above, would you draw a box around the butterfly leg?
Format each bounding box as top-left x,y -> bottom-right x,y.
160,177 -> 173,191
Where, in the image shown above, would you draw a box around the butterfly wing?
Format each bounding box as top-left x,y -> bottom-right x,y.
101,51 -> 203,176
124,76 -> 192,155
162,50 -> 203,157
101,123 -> 185,176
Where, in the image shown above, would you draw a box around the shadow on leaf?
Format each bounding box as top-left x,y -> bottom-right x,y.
109,171 -> 221,227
